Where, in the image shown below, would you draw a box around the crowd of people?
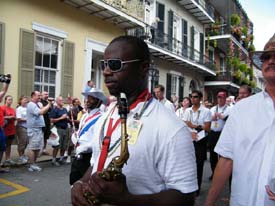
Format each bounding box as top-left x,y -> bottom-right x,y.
0,33 -> 274,206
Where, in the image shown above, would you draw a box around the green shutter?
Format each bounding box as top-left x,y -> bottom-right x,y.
168,10 -> 173,50
61,40 -> 74,99
179,76 -> 184,101
166,73 -> 172,100
18,29 -> 35,98
0,22 -> 5,74
190,26 -> 195,60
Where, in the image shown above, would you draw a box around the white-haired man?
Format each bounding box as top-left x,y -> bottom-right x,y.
205,34 -> 275,205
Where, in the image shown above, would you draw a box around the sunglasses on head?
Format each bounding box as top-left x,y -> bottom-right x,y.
100,59 -> 141,73
260,52 -> 275,62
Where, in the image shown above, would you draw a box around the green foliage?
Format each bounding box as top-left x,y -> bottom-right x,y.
239,64 -> 247,73
242,26 -> 248,36
235,69 -> 242,79
231,14 -> 241,26
232,57 -> 240,68
249,80 -> 256,88
248,44 -> 255,52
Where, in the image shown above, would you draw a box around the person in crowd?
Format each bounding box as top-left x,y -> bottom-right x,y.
1,95 -> 16,166
154,84 -> 175,112
26,91 -> 52,172
208,89 -> 231,180
49,96 -> 69,166
150,17 -> 160,43
84,80 -> 95,93
16,96 -> 29,164
70,88 -> 107,185
175,96 -> 191,120
0,74 -> 11,172
203,100 -> 213,109
183,90 -> 212,195
67,98 -> 83,164
238,84 -> 252,101
71,36 -> 197,205
40,91 -> 52,155
205,33 -> 275,206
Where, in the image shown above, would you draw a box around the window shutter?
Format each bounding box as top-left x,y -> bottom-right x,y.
0,22 -> 5,74
179,76 -> 184,101
18,29 -> 35,98
166,73 -> 172,100
182,19 -> 188,57
61,40 -> 74,99
200,32 -> 204,63
168,10 -> 173,50
190,26 -> 195,60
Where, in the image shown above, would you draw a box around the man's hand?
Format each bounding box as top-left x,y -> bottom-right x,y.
71,181 -> 90,206
191,132 -> 198,141
265,185 -> 275,201
88,172 -> 130,205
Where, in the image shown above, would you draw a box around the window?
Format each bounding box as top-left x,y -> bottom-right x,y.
220,54 -> 225,72
34,35 -> 59,97
208,47 -> 214,64
167,72 -> 184,101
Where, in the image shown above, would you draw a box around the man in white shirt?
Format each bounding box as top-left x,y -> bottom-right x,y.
205,33 -> 275,206
71,36 -> 197,205
183,90 -> 212,195
154,84 -> 175,112
70,88 -> 107,185
208,90 -> 230,179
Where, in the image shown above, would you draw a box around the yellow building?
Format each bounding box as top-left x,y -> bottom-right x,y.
0,0 -> 144,102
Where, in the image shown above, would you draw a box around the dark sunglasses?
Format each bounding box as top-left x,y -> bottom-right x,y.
260,52 -> 275,62
191,95 -> 199,99
100,59 -> 141,73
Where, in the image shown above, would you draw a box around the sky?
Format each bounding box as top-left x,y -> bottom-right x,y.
239,0 -> 275,50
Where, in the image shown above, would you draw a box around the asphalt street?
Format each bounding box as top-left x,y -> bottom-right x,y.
0,158 -> 230,206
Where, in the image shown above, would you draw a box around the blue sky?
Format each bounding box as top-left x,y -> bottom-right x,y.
239,0 -> 275,50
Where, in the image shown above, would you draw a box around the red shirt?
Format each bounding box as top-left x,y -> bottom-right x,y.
1,105 -> 16,136
0,107 -> 4,127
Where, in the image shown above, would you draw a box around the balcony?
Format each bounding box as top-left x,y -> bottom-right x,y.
206,24 -> 253,56
177,0 -> 215,24
128,25 -> 216,75
205,70 -> 240,88
62,0 -> 145,29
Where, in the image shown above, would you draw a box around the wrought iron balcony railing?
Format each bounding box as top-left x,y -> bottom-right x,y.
128,25 -> 216,72
102,0 -> 144,21
194,0 -> 215,19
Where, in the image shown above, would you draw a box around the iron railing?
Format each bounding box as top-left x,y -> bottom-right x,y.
128,25 -> 216,72
194,0 -> 215,20
102,0 -> 144,21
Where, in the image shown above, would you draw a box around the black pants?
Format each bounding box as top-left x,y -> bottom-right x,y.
208,131 -> 221,174
193,137 -> 208,193
70,153 -> 92,185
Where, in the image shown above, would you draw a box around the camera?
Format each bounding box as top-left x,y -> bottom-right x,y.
48,97 -> 54,102
0,74 -> 11,84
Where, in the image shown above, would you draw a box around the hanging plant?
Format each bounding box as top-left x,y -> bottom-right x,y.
231,14 -> 241,26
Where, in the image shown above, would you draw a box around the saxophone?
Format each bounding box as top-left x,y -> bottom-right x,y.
84,93 -> 130,205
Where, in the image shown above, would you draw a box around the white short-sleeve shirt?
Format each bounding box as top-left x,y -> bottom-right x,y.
89,98 -> 198,194
183,105 -> 212,127
215,91 -> 275,206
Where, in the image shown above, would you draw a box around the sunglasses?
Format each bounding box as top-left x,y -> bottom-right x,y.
191,95 -> 199,99
260,52 -> 275,62
100,59 -> 141,73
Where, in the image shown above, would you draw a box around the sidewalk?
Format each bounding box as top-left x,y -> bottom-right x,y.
9,144 -> 54,164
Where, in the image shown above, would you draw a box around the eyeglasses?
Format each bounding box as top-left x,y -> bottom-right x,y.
260,52 -> 275,62
100,59 -> 141,73
191,95 -> 199,99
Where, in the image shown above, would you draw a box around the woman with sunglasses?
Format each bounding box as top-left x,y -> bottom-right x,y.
71,36 -> 198,206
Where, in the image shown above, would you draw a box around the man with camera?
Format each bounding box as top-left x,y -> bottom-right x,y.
26,91 -> 52,172
0,74 -> 11,172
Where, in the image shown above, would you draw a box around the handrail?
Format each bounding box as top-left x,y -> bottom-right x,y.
127,24 -> 216,72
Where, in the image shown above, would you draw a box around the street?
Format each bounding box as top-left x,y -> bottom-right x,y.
0,157 -> 230,206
